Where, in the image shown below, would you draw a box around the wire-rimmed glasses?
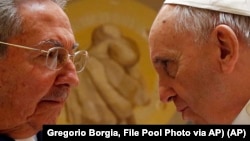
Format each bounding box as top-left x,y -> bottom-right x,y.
0,41 -> 88,73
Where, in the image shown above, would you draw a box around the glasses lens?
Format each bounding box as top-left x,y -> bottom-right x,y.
46,47 -> 88,72
46,47 -> 68,70
74,50 -> 88,72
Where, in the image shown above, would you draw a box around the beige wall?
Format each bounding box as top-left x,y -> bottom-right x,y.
136,0 -> 164,11
61,0 -> 187,125
69,0 -> 164,11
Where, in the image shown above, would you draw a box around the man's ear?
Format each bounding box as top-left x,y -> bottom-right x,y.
213,24 -> 239,73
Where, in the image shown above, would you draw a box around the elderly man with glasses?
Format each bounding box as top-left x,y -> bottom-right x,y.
0,0 -> 88,140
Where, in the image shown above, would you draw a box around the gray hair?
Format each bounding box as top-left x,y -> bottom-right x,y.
170,5 -> 250,45
0,0 -> 69,56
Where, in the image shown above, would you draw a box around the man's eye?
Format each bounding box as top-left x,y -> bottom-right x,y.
154,58 -> 177,78
160,60 -> 169,68
154,58 -> 169,72
154,58 -> 169,69
160,60 -> 172,75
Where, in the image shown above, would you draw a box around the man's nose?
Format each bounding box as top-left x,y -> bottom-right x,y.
56,61 -> 80,87
158,77 -> 176,102
159,86 -> 176,102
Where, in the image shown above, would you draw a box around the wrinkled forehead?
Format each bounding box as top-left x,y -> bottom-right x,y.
17,0 -> 65,17
11,0 -> 75,50
17,0 -> 71,33
150,5 -> 176,33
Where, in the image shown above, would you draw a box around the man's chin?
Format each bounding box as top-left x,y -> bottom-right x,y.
182,110 -> 208,124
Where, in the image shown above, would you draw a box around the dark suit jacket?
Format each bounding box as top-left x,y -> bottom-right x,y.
0,131 -> 42,141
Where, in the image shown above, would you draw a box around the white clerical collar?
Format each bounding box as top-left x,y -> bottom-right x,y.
232,100 -> 250,124
163,0 -> 250,17
15,135 -> 37,141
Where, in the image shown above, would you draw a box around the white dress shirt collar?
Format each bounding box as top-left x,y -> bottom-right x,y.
15,135 -> 37,141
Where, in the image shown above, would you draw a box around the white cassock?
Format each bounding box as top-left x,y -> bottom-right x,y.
232,100 -> 250,124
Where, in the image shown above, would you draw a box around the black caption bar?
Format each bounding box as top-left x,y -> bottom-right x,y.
42,125 -> 250,140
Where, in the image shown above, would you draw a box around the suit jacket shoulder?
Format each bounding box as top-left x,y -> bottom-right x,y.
0,131 -> 42,141
0,134 -> 14,141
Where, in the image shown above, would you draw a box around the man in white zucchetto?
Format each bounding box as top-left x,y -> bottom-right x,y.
148,0 -> 250,124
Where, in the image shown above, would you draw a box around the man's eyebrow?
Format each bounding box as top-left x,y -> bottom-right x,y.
36,39 -> 79,50
36,39 -> 62,47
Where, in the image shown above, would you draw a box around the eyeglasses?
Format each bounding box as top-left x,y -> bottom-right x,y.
0,41 -> 88,73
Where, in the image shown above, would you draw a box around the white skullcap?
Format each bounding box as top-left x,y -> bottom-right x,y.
164,0 -> 250,17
